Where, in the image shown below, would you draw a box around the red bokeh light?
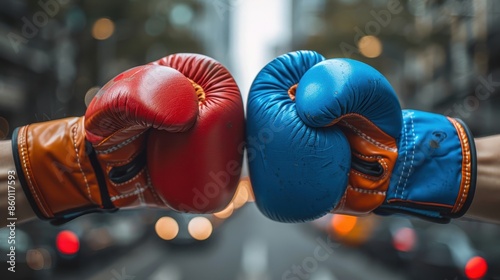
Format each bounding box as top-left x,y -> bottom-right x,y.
56,230 -> 80,255
465,256 -> 487,280
392,227 -> 417,252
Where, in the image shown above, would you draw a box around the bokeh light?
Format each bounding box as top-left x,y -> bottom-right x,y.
56,230 -> 80,255
214,202 -> 234,219
188,217 -> 213,241
358,35 -> 383,58
233,181 -> 250,209
465,256 -> 488,280
169,3 -> 194,27
238,177 -> 254,203
330,214 -> 379,246
392,227 -> 417,252
92,18 -> 115,40
331,214 -> 358,236
155,216 -> 179,241
26,248 -> 52,270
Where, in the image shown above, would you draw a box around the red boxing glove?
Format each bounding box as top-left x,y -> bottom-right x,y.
147,54 -> 245,213
83,64 -> 199,210
12,53 -> 244,224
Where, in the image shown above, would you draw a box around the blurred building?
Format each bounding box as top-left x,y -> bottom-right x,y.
0,0 -> 233,137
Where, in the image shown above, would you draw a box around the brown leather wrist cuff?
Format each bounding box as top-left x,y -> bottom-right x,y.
12,117 -> 116,224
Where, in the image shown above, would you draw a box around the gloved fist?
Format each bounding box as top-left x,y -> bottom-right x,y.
247,50 -> 476,223
147,54 -> 245,213
12,53 -> 244,224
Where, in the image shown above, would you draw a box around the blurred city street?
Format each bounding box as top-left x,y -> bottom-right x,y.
51,204 -> 408,280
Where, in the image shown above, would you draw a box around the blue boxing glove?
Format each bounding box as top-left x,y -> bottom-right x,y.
247,50 -> 476,223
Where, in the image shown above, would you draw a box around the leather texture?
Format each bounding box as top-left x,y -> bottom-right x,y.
247,50 -> 351,222
85,64 -> 199,209
147,53 -> 245,213
247,50 -> 476,223
377,110 -> 476,221
296,58 -> 402,216
15,117 -> 97,218
14,61 -> 204,222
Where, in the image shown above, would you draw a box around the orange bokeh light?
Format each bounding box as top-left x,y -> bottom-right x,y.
188,217 -> 213,241
214,202 -> 234,219
92,18 -> 115,40
331,214 -> 358,236
358,35 -> 383,58
155,216 -> 179,241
